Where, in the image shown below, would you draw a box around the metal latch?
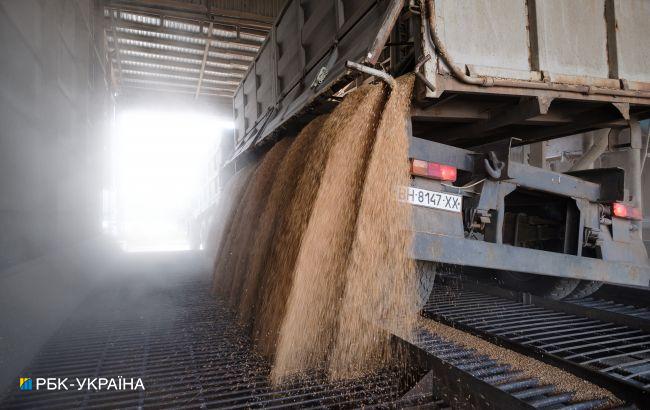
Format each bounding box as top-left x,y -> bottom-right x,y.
310,67 -> 328,89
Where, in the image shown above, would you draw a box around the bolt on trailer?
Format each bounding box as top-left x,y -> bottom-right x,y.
228,0 -> 650,299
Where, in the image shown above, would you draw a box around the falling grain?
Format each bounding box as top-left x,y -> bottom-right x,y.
272,83 -> 386,382
213,138 -> 291,300
328,75 -> 418,380
238,115 -> 329,324
252,86 -> 377,358
209,165 -> 256,291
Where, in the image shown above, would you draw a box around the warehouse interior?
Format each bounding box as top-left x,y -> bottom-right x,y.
2,0 -> 650,408
0,0 -> 283,393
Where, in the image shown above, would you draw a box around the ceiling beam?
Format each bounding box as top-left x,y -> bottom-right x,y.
196,22 -> 214,99
113,43 -> 250,70
121,71 -> 238,91
121,76 -> 235,95
117,55 -> 245,78
121,82 -> 233,98
105,0 -> 274,29
109,11 -> 124,84
116,59 -> 241,84
107,30 -> 258,60
106,17 -> 265,49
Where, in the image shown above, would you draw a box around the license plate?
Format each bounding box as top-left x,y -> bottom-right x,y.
399,186 -> 462,213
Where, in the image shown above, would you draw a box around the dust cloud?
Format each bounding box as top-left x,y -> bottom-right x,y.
205,164 -> 255,265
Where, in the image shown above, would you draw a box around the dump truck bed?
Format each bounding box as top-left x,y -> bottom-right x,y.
232,0 -> 650,159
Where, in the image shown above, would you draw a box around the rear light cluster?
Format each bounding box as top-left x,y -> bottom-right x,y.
410,159 -> 457,182
612,202 -> 642,220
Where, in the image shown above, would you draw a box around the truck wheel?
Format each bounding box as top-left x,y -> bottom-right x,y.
566,280 -> 603,299
497,271 -> 580,300
415,260 -> 437,309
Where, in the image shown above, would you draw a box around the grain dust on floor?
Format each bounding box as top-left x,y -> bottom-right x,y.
418,317 -> 621,406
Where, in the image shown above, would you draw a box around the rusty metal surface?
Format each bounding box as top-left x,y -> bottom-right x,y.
228,0 -> 650,158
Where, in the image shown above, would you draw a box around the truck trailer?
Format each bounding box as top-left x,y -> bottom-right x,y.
226,0 -> 650,300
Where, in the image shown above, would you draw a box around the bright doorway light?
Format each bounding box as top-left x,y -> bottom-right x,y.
113,108 -> 232,252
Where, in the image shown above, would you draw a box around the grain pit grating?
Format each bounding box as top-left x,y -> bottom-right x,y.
0,279 -> 424,409
423,280 -> 650,406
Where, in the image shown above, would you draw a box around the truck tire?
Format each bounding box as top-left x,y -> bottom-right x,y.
566,280 -> 603,299
497,271 -> 580,300
415,260 -> 437,309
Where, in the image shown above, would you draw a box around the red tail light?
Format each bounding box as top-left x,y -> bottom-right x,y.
410,159 -> 457,182
612,202 -> 642,220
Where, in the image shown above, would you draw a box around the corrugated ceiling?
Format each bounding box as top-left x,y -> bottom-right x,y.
103,0 -> 284,102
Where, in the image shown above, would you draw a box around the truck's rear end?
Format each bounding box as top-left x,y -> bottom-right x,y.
228,0 -> 650,298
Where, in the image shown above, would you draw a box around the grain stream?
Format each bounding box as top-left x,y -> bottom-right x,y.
209,164 -> 256,291
272,83 -> 386,382
238,115 -> 329,324
252,86 -> 377,358
213,138 -> 291,299
327,75 -> 418,381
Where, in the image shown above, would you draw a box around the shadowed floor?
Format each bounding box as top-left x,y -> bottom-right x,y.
0,252 -> 426,409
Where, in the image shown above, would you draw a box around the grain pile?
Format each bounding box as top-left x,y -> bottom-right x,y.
272,83 -> 386,382
211,74 -> 419,383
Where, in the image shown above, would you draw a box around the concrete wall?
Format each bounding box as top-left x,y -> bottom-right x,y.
0,1 -> 113,392
0,0 -> 109,270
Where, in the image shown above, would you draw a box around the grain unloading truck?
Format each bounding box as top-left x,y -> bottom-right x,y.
227,0 -> 650,299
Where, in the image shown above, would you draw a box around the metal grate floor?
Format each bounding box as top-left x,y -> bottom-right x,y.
413,324 -> 610,409
566,297 -> 650,321
424,282 -> 650,393
1,277 -> 424,409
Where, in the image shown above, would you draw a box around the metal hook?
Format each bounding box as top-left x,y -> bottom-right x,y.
484,151 -> 505,179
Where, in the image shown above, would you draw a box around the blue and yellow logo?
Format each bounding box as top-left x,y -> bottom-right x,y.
19,378 -> 32,391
